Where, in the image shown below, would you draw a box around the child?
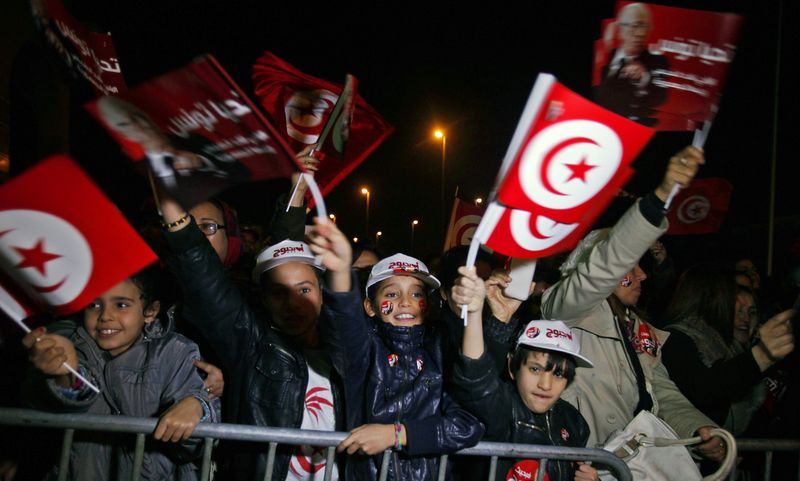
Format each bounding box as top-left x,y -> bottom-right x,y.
449,266 -> 598,481
22,267 -> 218,481
313,239 -> 484,481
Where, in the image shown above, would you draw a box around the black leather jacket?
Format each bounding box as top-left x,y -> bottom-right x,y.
452,350 -> 590,481
321,284 -> 484,481
165,221 -> 346,481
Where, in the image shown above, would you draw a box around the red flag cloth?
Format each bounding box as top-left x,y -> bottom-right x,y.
87,55 -> 300,209
0,155 -> 158,316
252,51 -> 394,197
475,202 -> 589,259
666,177 -> 732,235
443,198 -> 486,252
494,75 -> 651,224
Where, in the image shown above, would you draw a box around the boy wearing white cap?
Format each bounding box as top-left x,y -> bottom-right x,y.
316,250 -> 484,481
450,267 -> 598,481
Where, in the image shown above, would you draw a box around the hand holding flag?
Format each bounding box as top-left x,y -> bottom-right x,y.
0,155 -> 160,392
461,73 -> 656,323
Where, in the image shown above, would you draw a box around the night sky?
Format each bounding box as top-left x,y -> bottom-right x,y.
2,0 -> 798,275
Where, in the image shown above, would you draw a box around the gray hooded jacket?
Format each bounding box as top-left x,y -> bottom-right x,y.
22,314 -> 220,481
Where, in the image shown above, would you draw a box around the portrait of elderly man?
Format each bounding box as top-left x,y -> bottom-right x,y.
96,95 -> 248,207
595,2 -> 669,127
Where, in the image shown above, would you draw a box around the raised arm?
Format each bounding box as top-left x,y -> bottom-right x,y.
542,146 -> 704,323
160,196 -> 255,369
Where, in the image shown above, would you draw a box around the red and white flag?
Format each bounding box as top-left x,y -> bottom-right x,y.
0,155 -> 158,317
493,74 -> 652,225
475,202 -> 586,259
470,74 -> 653,260
252,51 -> 394,197
443,198 -> 486,252
666,177 -> 732,235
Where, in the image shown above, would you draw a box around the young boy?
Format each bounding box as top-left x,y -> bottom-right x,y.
450,266 -> 598,481
22,267 -> 218,481
314,244 -> 484,481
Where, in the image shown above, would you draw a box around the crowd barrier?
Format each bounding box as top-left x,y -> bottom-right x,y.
0,408 -> 631,481
2,408 -> 799,481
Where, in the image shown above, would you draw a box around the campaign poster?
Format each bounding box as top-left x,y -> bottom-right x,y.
592,2 -> 743,130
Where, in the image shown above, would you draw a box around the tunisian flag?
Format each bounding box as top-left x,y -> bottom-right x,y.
473,74 -> 653,259
252,51 -> 394,197
443,198 -> 486,252
0,155 -> 158,317
666,177 -> 732,235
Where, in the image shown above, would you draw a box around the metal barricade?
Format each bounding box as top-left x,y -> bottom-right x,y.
0,408 -> 632,481
731,439 -> 800,481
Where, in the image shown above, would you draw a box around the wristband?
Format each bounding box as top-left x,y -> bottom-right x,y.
161,213 -> 190,229
394,423 -> 403,450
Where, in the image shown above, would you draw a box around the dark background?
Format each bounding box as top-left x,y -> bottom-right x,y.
1,0 -> 797,280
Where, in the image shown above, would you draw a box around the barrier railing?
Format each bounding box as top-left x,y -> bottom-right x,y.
732,439 -> 800,481
0,408 -> 632,481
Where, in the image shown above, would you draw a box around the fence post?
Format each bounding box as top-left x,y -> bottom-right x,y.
56,429 -> 74,481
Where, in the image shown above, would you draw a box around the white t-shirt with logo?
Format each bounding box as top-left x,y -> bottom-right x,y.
285,351 -> 339,481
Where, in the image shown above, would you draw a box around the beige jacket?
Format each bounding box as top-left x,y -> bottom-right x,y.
541,201 -> 716,447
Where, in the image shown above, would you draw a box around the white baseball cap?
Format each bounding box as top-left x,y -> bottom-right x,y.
252,240 -> 324,282
365,253 -> 441,297
515,320 -> 593,368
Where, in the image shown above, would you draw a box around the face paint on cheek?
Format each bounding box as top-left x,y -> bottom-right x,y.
418,299 -> 427,311
619,275 -> 632,288
380,301 -> 394,315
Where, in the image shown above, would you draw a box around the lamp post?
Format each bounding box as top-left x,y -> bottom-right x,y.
376,231 -> 382,246
434,130 -> 446,236
361,187 -> 370,236
475,197 -> 483,207
329,213 -> 337,223
411,219 -> 419,255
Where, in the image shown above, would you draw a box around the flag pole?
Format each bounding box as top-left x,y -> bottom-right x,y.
663,106 -> 717,210
146,168 -> 163,217
0,294 -> 100,394
767,0 -> 783,277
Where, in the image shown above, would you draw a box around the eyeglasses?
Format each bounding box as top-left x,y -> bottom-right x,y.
198,223 -> 226,236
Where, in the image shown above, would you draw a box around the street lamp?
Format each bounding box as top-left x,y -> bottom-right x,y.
329,213 -> 337,223
353,237 -> 359,243
361,187 -> 370,236
475,197 -> 483,207
433,129 -> 446,236
376,231 -> 382,246
411,219 -> 419,254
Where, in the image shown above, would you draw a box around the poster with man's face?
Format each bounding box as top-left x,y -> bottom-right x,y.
592,2 -> 743,131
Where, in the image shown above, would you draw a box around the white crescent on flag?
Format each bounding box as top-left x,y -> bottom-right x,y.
676,195 -> 711,224
518,119 -> 623,211
284,89 -> 339,144
0,209 -> 93,307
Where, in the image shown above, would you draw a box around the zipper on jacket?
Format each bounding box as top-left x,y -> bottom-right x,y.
515,420 -> 546,433
545,412 -> 562,481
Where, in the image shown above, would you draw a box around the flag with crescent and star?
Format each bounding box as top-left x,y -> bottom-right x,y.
666,177 -> 732,235
474,73 -> 654,259
252,51 -> 394,198
0,155 -> 158,317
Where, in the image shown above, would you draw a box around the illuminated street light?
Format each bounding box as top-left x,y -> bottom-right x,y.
411,219 -> 419,254
361,187 -> 371,236
433,129 -> 446,237
329,213 -> 337,223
